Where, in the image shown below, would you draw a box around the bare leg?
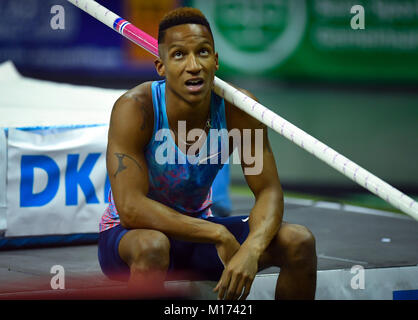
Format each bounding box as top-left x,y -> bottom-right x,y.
118,229 -> 170,292
259,223 -> 317,300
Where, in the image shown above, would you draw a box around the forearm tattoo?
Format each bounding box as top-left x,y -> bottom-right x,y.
113,153 -> 142,178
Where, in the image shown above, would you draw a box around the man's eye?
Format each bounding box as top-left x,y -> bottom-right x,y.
174,51 -> 183,58
200,48 -> 209,56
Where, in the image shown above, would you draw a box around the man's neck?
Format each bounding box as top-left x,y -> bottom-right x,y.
165,86 -> 211,131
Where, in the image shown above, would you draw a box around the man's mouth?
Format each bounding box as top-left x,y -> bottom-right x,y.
185,78 -> 204,93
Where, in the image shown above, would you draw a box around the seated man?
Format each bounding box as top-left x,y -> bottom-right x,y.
98,7 -> 317,300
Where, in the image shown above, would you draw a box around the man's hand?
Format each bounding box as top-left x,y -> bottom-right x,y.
213,246 -> 259,300
215,226 -> 240,267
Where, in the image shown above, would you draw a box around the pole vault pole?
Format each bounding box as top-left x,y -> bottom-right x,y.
67,0 -> 418,221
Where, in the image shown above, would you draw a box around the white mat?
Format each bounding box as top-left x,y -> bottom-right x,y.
0,61 -> 123,128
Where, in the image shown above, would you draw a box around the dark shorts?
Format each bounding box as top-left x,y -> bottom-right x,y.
98,215 -> 250,282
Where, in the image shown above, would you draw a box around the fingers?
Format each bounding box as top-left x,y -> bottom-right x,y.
224,274 -> 241,300
214,270 -> 254,300
239,278 -> 253,300
235,277 -> 246,300
214,271 -> 231,300
213,281 -> 220,292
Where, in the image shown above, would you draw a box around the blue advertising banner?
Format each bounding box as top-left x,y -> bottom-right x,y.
6,126 -> 110,237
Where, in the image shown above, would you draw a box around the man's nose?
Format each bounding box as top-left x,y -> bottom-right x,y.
186,54 -> 201,73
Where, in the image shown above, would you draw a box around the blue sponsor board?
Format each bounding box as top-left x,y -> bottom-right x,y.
1,125 -> 109,248
20,153 -> 110,207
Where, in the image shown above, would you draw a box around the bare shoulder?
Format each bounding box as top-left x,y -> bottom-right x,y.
109,81 -> 154,147
113,81 -> 153,114
224,85 -> 264,131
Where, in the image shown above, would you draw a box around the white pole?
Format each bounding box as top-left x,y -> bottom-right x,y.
213,78 -> 418,221
67,0 -> 418,221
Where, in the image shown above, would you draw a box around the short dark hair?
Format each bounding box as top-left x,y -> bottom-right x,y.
158,7 -> 214,46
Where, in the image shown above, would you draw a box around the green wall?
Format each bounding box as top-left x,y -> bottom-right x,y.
191,0 -> 418,82
227,80 -> 418,191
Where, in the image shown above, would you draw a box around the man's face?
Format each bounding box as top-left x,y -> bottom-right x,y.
155,24 -> 219,105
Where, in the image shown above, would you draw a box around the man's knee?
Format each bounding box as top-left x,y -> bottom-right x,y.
123,230 -> 171,271
280,225 -> 316,267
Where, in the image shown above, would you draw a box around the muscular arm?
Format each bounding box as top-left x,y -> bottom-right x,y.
227,88 -> 283,254
238,99 -> 283,258
215,87 -> 283,299
107,82 -> 239,260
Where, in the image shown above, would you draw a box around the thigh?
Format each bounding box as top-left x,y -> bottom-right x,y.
118,228 -> 170,267
179,215 -> 250,281
207,215 -> 250,244
259,221 -> 302,270
98,224 -> 131,281
101,216 -> 251,282
258,222 -> 310,270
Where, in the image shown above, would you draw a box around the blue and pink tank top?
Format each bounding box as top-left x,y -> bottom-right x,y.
100,80 -> 228,232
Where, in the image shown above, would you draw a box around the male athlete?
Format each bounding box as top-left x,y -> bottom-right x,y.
98,7 -> 317,300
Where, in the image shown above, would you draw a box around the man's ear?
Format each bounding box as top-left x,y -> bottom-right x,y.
154,58 -> 165,77
214,52 -> 219,71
